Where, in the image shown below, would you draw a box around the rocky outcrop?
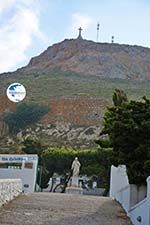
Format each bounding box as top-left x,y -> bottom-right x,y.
17,38 -> 150,80
0,122 -> 101,152
21,122 -> 100,148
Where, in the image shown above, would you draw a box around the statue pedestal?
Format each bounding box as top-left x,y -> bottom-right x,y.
66,176 -> 83,195
71,176 -> 79,187
66,186 -> 83,194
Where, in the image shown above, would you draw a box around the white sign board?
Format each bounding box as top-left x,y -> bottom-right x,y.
0,154 -> 38,193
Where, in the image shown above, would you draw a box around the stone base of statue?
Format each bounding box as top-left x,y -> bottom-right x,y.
66,186 -> 83,194
66,176 -> 83,195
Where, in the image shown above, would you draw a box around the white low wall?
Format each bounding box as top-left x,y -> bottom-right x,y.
129,198 -> 149,225
115,185 -> 130,212
0,179 -> 22,207
128,176 -> 150,225
110,165 -> 150,225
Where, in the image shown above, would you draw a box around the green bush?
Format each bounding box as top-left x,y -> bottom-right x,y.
4,102 -> 49,133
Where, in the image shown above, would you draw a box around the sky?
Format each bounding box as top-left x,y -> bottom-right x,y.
0,0 -> 150,73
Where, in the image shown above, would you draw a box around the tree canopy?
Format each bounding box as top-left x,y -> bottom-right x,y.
100,89 -> 150,185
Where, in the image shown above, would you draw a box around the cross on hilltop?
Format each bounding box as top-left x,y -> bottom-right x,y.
77,27 -> 83,39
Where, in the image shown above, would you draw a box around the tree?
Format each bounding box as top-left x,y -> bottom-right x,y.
36,165 -> 50,189
100,90 -> 150,185
112,88 -> 128,106
4,102 -> 49,134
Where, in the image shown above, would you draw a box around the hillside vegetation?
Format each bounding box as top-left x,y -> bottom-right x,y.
0,69 -> 150,102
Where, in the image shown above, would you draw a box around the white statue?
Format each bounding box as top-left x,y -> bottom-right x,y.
71,157 -> 81,177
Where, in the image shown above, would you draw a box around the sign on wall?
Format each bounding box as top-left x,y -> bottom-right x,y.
0,154 -> 38,193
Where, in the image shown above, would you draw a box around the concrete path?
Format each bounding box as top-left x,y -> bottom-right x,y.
0,193 -> 132,225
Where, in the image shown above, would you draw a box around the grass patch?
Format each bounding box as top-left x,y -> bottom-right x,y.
0,69 -> 150,101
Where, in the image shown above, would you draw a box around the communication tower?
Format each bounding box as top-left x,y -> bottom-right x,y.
97,22 -> 100,42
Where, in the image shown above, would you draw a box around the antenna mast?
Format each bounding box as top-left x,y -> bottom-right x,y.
97,22 -> 100,42
111,36 -> 114,43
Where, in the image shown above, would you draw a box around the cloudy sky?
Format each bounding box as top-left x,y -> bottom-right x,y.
0,0 -> 150,73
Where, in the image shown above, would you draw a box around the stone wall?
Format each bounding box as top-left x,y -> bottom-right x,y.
0,179 -> 22,207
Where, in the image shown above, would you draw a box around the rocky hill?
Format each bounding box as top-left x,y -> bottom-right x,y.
1,37 -> 150,150
12,37 -> 150,81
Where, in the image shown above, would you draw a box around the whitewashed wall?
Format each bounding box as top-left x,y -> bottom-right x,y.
128,176 -> 150,225
129,198 -> 149,225
110,165 -> 130,211
0,179 -> 22,207
110,165 -> 150,225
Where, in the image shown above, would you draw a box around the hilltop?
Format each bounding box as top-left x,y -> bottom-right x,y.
2,37 -> 150,80
1,37 -> 150,101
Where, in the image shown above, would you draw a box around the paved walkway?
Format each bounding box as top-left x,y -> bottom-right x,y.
0,193 -> 132,225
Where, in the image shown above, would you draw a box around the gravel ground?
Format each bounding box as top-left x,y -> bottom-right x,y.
0,193 -> 132,225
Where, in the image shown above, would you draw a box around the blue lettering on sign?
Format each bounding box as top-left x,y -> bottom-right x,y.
0,156 -> 37,162
9,157 -> 25,161
2,157 -> 8,161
